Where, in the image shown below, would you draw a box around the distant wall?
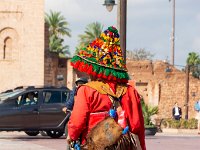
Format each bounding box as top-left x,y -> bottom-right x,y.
127,60 -> 200,119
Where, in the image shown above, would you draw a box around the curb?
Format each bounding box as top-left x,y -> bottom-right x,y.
161,128 -> 198,134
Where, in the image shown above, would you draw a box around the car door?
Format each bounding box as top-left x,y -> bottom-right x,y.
39,89 -> 67,128
0,97 -> 22,129
18,90 -> 40,129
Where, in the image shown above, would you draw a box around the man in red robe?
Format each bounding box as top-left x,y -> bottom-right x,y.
67,26 -> 146,150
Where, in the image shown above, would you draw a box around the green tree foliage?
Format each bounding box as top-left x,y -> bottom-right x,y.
76,22 -> 103,54
141,99 -> 158,127
186,52 -> 200,79
186,52 -> 200,65
45,10 -> 71,56
127,48 -> 154,61
49,35 -> 69,54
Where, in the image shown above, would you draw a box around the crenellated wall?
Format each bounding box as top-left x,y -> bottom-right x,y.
127,60 -> 200,119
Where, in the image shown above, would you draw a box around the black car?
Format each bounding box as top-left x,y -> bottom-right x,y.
0,86 -> 71,138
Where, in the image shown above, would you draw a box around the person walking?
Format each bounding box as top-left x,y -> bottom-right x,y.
67,26 -> 146,150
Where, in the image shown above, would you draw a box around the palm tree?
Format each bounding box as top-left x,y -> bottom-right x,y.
45,10 -> 71,37
186,52 -> 200,79
77,22 -> 103,53
49,35 -> 70,55
45,10 -> 71,55
186,52 -> 200,65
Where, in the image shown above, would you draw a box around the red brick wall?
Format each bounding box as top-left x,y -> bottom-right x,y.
127,60 -> 200,119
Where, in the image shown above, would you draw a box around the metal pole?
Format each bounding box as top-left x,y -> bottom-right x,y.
171,0 -> 175,66
117,0 -> 120,31
120,0 -> 127,64
185,65 -> 189,120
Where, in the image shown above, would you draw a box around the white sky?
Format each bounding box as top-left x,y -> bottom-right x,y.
45,0 -> 200,66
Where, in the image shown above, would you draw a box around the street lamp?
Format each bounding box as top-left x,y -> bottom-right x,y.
103,0 -> 116,12
103,0 -> 127,63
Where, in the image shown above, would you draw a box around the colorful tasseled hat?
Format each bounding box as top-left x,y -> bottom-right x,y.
71,26 -> 129,83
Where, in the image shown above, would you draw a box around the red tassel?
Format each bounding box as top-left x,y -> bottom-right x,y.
78,62 -> 85,72
87,65 -> 93,74
73,60 -> 81,69
97,73 -> 103,78
102,74 -> 108,80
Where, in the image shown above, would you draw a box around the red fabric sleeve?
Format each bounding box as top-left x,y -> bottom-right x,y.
135,91 -> 146,150
67,86 -> 90,140
122,86 -> 146,150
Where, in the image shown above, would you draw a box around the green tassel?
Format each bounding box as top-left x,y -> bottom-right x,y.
105,68 -> 110,76
71,55 -> 129,81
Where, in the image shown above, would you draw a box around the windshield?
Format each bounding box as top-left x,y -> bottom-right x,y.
0,89 -> 25,101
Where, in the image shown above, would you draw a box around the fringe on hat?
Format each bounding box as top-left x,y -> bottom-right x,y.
71,55 -> 129,83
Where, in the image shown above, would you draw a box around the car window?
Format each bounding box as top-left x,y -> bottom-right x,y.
16,95 -> 22,105
18,91 -> 38,106
1,98 -> 18,107
43,91 -> 61,104
62,91 -> 70,103
0,89 -> 25,101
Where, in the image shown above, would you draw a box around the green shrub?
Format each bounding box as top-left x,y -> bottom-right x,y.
180,119 -> 188,129
161,118 -> 198,129
141,99 -> 158,128
171,120 -> 181,129
187,118 -> 198,129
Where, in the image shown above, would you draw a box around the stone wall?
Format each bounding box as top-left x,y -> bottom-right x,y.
127,60 -> 200,119
44,23 -> 74,90
0,0 -> 44,92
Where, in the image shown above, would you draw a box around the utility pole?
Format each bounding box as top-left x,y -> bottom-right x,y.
117,0 -> 120,31
120,0 -> 127,63
170,0 -> 175,66
185,65 -> 189,120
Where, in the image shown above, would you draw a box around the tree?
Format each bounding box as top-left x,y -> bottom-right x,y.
186,52 -> 200,79
49,35 -> 69,55
76,22 -> 103,53
186,52 -> 200,65
45,10 -> 71,56
45,10 -> 71,37
127,48 -> 154,61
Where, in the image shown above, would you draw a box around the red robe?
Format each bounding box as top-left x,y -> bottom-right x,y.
68,83 -> 146,150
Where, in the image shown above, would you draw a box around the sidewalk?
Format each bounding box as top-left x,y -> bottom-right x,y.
0,139 -> 55,150
0,132 -> 54,150
155,128 -> 199,137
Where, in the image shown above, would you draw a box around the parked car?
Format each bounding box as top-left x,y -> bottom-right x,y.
0,86 -> 71,138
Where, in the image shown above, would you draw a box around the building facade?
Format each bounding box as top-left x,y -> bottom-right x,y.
0,0 -> 44,92
127,60 -> 200,119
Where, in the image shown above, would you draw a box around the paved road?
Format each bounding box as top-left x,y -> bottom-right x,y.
146,134 -> 200,150
0,132 -> 200,150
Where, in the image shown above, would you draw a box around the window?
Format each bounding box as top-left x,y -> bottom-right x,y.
62,91 -> 70,103
18,91 -> 38,106
3,37 -> 12,60
43,91 -> 61,104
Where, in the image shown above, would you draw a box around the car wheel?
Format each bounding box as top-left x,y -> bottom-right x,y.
40,131 -> 47,136
25,131 -> 39,136
46,130 -> 64,138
